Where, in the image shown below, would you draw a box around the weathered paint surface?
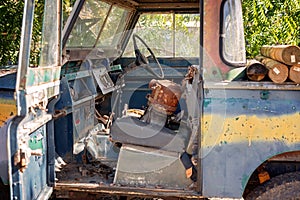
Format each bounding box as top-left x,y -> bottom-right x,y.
26,66 -> 61,87
203,0 -> 231,80
9,123 -> 51,200
201,86 -> 300,198
202,113 -> 300,147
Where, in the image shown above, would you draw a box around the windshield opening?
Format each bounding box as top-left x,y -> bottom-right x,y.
123,12 -> 200,58
66,0 -> 131,49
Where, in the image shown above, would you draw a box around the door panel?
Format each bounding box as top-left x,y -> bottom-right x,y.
8,0 -> 61,199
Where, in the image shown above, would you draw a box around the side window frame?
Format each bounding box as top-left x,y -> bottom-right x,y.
219,0 -> 246,67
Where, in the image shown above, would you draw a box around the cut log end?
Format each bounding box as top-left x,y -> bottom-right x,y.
268,64 -> 289,83
247,74 -> 266,81
282,46 -> 300,65
289,64 -> 300,84
246,61 -> 268,81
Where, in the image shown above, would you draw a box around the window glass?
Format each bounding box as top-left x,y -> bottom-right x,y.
123,13 -> 200,58
39,0 -> 58,67
66,0 -> 111,47
97,6 -> 129,47
66,0 -> 130,49
221,0 -> 246,65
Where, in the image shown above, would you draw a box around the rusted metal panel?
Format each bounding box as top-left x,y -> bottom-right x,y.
0,71 -> 16,128
8,0 -> 61,199
203,0 -> 230,80
9,119 -> 53,200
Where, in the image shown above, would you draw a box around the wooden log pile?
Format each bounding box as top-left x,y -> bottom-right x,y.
255,55 -> 289,83
246,45 -> 300,83
261,45 -> 300,66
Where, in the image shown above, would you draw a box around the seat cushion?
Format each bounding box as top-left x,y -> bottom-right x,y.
110,116 -> 191,152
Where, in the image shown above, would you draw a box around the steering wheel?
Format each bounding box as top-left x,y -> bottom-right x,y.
133,34 -> 164,79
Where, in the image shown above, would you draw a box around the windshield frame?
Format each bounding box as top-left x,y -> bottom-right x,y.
63,0 -> 133,50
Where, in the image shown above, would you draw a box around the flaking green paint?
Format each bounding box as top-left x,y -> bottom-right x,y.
29,135 -> 43,150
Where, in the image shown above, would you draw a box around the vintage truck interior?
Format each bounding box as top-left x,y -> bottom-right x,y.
1,0 -> 300,199
53,0 -> 201,195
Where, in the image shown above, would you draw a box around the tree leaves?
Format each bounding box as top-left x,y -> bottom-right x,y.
242,0 -> 300,58
0,0 -> 299,65
0,0 -> 44,66
0,0 -> 24,65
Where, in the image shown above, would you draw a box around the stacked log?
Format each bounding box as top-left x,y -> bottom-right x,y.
255,55 -> 289,83
246,59 -> 268,81
243,45 -> 300,83
289,64 -> 300,83
261,45 -> 300,66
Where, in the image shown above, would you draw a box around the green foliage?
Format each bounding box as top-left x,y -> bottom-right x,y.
0,0 -> 298,64
0,0 -> 43,66
242,0 -> 300,58
63,0 -> 76,26
0,0 -> 74,66
0,1 -> 24,65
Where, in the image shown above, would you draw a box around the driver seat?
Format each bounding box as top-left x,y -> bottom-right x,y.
111,75 -> 196,188
111,78 -> 191,152
110,116 -> 191,152
110,115 -> 193,189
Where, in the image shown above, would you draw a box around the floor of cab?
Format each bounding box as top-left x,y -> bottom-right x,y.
54,161 -> 200,199
56,161 -> 114,185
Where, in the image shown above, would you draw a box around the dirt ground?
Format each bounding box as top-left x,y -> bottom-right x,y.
0,102 -> 16,127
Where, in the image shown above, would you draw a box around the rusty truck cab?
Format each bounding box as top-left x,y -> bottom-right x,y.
0,0 -> 300,199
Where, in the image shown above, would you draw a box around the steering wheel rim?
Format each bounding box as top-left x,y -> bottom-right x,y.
133,34 -> 164,79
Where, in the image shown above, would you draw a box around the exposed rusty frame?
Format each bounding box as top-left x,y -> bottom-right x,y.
102,0 -> 138,9
268,151 -> 300,162
55,183 -> 204,199
138,2 -> 199,10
